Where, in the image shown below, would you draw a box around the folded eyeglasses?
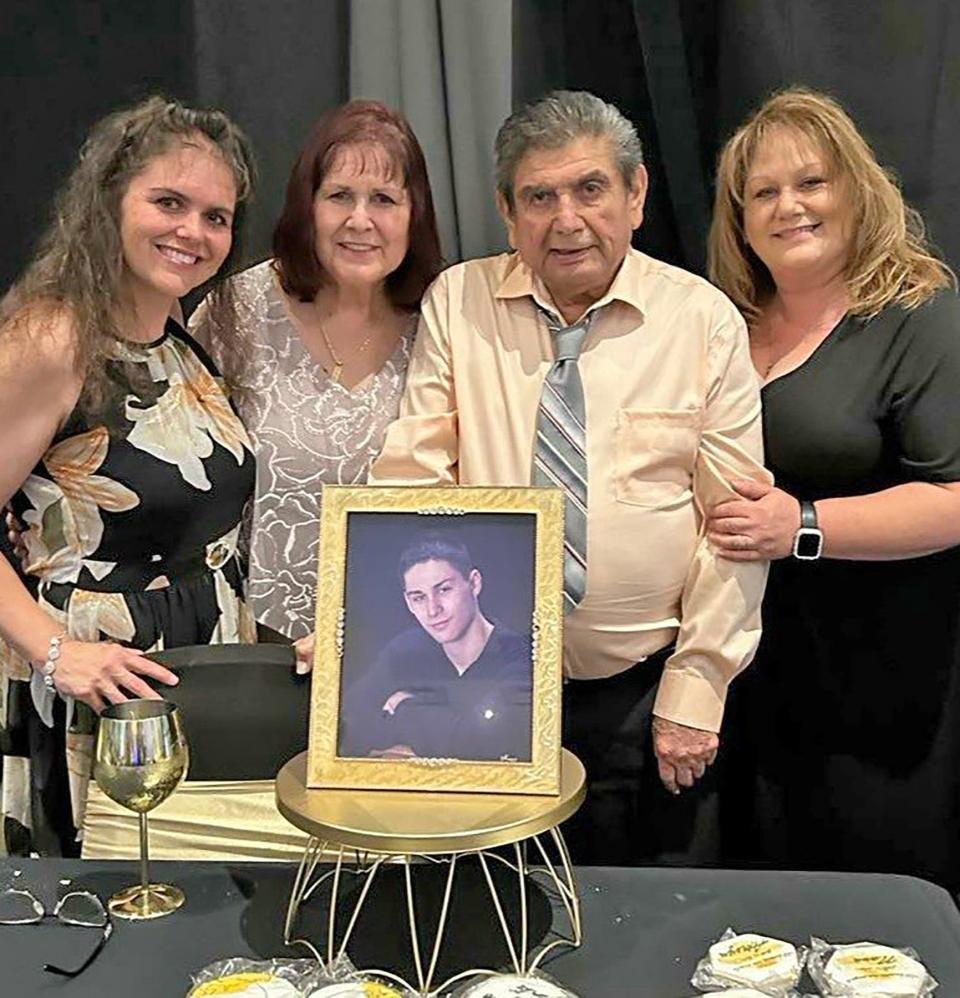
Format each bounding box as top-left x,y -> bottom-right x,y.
0,880 -> 113,977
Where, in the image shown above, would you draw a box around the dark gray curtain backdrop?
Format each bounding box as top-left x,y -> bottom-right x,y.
0,0 -> 195,291
3,0 -> 957,290
0,0 -> 348,292
515,0 -> 960,276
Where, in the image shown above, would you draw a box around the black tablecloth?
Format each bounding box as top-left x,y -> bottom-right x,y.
4,859 -> 960,995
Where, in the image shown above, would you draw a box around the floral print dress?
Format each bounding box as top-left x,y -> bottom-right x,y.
0,320 -> 256,855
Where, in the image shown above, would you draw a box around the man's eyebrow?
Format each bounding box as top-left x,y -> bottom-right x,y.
404,575 -> 455,596
517,182 -> 555,201
575,169 -> 610,186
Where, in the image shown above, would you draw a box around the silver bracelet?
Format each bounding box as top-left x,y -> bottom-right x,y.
40,635 -> 65,691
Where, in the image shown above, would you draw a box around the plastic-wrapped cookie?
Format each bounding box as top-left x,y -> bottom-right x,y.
824,943 -> 928,995
306,983 -> 405,998
189,973 -> 303,996
458,974 -> 575,997
684,992 -> 774,997
708,933 -> 800,989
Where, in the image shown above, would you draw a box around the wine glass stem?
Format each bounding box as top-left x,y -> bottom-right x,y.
139,812 -> 150,895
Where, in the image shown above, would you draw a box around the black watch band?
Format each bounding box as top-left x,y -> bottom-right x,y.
793,499 -> 824,561
800,499 -> 818,530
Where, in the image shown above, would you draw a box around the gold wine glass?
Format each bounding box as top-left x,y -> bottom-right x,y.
92,699 -> 189,920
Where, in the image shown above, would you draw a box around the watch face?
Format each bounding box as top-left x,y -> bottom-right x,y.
794,528 -> 823,560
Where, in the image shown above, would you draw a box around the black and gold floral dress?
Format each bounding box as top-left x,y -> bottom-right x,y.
0,320 -> 256,854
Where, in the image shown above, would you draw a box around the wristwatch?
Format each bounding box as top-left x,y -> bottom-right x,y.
792,500 -> 823,561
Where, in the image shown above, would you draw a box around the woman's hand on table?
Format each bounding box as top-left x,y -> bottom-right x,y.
707,480 -> 801,561
48,640 -> 179,713
294,632 -> 315,674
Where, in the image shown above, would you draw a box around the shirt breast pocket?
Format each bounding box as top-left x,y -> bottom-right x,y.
614,407 -> 701,508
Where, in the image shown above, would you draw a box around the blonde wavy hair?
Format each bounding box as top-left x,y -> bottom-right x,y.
2,95 -> 255,429
708,86 -> 954,323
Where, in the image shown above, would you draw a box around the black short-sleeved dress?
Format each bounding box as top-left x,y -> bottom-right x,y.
0,320 -> 256,855
724,293 -> 960,888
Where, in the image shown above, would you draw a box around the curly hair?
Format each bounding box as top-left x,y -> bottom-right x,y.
708,86 -> 954,323
2,95 -> 256,428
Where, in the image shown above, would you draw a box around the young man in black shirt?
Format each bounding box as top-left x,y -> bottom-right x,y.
339,534 -> 532,761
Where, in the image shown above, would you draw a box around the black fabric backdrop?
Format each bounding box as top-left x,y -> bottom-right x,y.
2,0 -> 957,289
514,0 -> 960,276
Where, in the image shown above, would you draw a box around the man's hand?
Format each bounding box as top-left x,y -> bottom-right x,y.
652,716 -> 719,794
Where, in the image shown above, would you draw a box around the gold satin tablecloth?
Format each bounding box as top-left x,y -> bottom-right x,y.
82,780 -> 310,861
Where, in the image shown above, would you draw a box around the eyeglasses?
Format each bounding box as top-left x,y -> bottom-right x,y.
0,884 -> 113,977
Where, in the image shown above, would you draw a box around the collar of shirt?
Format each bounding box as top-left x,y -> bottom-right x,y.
493,245 -> 649,326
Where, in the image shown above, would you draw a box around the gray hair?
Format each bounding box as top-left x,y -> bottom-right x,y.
495,90 -> 644,209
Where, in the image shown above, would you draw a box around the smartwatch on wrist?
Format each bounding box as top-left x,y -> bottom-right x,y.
792,499 -> 823,561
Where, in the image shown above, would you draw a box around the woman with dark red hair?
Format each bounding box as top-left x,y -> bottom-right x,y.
191,101 -> 443,659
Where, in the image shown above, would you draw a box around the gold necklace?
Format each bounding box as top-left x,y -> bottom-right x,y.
318,317 -> 375,385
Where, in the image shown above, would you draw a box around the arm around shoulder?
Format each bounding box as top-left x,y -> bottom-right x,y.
368,271 -> 461,485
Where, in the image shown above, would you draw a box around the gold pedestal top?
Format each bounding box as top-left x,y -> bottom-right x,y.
275,750 -> 585,855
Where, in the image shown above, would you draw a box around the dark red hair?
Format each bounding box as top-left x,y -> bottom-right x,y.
272,100 -> 443,307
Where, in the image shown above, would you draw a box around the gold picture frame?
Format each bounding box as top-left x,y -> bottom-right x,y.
307,485 -> 565,795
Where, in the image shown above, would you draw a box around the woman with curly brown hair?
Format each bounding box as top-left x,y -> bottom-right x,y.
707,88 -> 960,886
0,96 -> 257,854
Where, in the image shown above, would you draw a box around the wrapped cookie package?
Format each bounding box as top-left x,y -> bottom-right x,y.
685,991 -> 802,997
691,929 -> 805,995
451,969 -> 581,997
807,938 -> 937,996
187,957 -> 415,997
187,958 -> 312,996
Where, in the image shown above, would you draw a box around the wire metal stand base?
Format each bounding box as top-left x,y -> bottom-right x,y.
283,827 -> 582,996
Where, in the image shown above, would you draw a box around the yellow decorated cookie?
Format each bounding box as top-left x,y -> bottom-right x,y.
708,933 -> 800,988
189,972 -> 303,996
307,982 -> 404,998
824,943 -> 927,995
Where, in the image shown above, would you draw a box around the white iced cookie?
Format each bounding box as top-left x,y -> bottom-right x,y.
189,973 -> 303,996
824,943 -> 927,995
459,974 -> 573,997
708,933 -> 800,988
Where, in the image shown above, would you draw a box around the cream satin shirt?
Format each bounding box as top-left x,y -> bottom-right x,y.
370,248 -> 771,731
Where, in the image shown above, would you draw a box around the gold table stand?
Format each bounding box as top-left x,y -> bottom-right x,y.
276,750 -> 586,996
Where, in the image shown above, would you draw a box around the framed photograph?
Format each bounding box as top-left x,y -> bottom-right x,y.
307,485 -> 565,795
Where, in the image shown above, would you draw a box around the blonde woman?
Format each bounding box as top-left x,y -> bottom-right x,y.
707,87 -> 960,886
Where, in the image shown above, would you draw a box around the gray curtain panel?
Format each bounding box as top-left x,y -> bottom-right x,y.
349,0 -> 512,262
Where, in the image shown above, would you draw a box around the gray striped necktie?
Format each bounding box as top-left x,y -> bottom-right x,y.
533,309 -> 592,612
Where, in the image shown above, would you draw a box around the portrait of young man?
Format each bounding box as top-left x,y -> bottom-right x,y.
338,532 -> 533,762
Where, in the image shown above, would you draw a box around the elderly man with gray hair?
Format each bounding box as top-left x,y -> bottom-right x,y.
370,91 -> 769,865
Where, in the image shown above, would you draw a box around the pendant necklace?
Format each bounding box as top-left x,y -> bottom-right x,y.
318,318 -> 375,385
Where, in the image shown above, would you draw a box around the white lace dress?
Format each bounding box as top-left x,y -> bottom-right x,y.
191,259 -> 414,638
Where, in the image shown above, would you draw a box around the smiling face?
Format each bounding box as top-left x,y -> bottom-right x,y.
402,558 -> 483,648
743,127 -> 852,288
498,134 -> 646,318
312,142 -> 412,292
118,138 -> 237,308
